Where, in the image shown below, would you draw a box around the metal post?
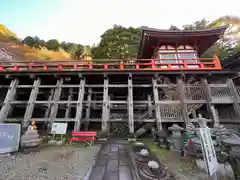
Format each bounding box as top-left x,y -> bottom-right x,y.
0,78 -> 19,122
49,78 -> 63,122
128,74 -> 134,133
74,76 -> 85,131
84,88 -> 92,130
101,75 -> 109,133
152,76 -> 162,131
23,78 -> 41,128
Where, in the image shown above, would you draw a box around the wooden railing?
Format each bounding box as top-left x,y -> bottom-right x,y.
0,56 -> 222,72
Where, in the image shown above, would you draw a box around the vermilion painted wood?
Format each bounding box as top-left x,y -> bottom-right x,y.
68,137 -> 96,141
0,57 -> 222,71
68,131 -> 97,143
72,132 -> 97,136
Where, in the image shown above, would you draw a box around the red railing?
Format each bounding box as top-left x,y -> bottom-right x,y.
0,56 -> 222,72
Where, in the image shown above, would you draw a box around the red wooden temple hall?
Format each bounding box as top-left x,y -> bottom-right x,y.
0,25 -> 239,137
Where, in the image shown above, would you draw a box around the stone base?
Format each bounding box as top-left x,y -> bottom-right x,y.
21,146 -> 39,154
196,159 -> 234,178
48,140 -> 64,145
128,138 -> 136,142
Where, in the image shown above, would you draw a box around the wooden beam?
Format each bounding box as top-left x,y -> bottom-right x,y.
101,75 -> 109,133
44,89 -> 55,118
177,78 -> 189,124
0,78 -> 19,122
49,78 -> 63,122
152,75 -> 162,131
201,78 -> 220,123
84,88 -> 92,130
23,78 -> 41,128
65,88 -> 73,118
148,94 -> 153,118
227,78 -> 240,117
128,74 -> 134,133
74,77 -> 85,131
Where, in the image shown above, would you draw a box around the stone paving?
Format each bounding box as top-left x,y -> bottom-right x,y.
0,145 -> 100,180
88,139 -> 135,180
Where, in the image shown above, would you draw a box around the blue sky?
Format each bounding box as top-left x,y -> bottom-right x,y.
0,0 -> 240,45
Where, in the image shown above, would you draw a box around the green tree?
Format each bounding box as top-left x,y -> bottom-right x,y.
22,36 -> 36,48
45,39 -> 60,51
73,45 -> 84,60
183,16 -> 240,59
91,25 -> 141,59
83,45 -> 91,57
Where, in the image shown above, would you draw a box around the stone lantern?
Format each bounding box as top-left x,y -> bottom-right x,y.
168,124 -> 184,152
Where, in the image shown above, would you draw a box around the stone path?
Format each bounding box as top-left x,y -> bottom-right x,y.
88,139 -> 135,180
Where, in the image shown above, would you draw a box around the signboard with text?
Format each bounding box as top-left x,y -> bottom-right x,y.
51,123 -> 67,135
199,127 -> 218,176
0,123 -> 21,154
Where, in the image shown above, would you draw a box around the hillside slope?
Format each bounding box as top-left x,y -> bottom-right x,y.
0,24 -> 71,61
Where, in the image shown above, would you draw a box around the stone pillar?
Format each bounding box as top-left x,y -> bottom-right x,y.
23,78 -> 41,128
0,78 -> 19,122
101,75 -> 109,133
128,74 -> 134,133
168,124 -> 184,151
74,76 -> 85,131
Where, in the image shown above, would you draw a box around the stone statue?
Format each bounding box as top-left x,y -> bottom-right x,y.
20,121 -> 41,149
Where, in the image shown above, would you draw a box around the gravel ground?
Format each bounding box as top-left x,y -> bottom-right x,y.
0,145 -> 100,180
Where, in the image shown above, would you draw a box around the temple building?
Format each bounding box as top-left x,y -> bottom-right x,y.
0,25 -> 239,136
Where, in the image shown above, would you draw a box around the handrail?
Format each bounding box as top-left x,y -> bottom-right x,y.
0,56 -> 222,71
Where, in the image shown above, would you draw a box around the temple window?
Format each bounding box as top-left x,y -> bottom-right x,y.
177,45 -> 199,68
155,45 -> 199,68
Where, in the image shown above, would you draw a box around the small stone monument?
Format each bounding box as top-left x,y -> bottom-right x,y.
20,121 -> 41,150
168,124 -> 184,151
139,149 -> 149,157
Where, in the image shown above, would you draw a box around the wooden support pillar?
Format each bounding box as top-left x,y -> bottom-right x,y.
128,74 -> 134,133
0,78 -> 19,122
152,76 -> 162,131
44,88 -> 54,118
84,88 -> 92,130
177,78 -> 189,124
201,78 -> 219,123
74,76 -> 85,131
192,110 -> 197,118
65,88 -> 73,118
148,94 -> 153,118
227,78 -> 240,117
49,78 -> 63,122
23,78 -> 41,128
101,75 -> 109,133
